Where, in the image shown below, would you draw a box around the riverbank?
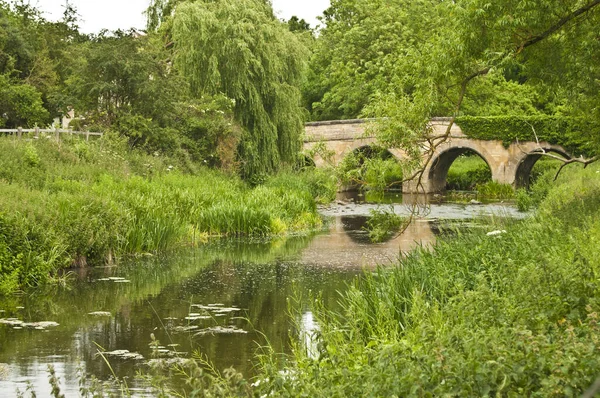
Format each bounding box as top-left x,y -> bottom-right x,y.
249,164 -> 600,396
0,136 -> 335,294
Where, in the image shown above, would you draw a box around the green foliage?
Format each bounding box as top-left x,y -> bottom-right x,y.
364,207 -> 405,243
0,1 -> 83,123
516,160 -> 585,212
265,168 -> 337,205
460,71 -> 552,117
456,115 -> 597,156
256,164 -> 600,396
287,16 -> 311,33
0,75 -> 50,127
516,188 -> 533,212
67,31 -> 182,127
337,147 -> 403,191
171,0 -> 309,178
474,181 -> 514,200
360,0 -> 600,173
446,154 -> 491,191
0,136 -> 326,294
304,0 -> 424,121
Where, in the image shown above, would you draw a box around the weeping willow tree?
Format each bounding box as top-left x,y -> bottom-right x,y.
168,0 -> 309,179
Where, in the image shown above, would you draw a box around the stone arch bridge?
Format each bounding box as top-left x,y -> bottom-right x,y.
303,118 -> 570,194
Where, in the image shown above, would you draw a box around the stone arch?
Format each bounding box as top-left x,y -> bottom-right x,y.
427,145 -> 494,193
340,144 -> 404,191
333,138 -> 378,165
514,146 -> 572,189
350,144 -> 397,161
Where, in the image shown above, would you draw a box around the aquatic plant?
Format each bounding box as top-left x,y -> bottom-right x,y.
364,207 -> 406,243
0,137 -> 328,294
474,181 -> 515,200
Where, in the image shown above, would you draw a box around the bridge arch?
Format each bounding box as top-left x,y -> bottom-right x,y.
514,146 -> 572,189
340,144 -> 404,190
427,145 -> 495,193
350,145 -> 399,162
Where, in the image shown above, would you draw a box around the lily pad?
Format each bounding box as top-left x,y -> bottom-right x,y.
24,321 -> 59,329
191,304 -> 241,313
99,350 -> 144,361
171,325 -> 200,333
0,318 -> 23,326
185,315 -> 212,321
1,319 -> 59,330
88,311 -> 112,317
193,326 -> 248,337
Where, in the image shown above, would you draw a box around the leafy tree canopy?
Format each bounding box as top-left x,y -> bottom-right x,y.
368,0 -> 600,158
149,0 -> 310,179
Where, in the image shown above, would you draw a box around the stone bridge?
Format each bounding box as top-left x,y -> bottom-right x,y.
303,118 -> 571,193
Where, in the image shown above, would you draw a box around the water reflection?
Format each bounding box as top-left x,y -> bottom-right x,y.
0,215 -> 439,395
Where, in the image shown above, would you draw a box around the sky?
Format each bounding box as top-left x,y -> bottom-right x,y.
28,0 -> 331,33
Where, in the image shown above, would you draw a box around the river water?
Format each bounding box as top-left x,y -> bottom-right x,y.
0,201 -> 523,396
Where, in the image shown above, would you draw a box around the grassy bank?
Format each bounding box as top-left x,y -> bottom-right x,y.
248,164 -> 600,396
0,136 -> 334,294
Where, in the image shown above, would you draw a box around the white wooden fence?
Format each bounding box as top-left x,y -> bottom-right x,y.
0,127 -> 103,141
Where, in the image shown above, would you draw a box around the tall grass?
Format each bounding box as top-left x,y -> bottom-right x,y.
447,154 -> 491,190
254,164 -> 600,396
0,136 -> 333,294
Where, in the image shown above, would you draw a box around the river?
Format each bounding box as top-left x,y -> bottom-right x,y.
0,200 -> 523,396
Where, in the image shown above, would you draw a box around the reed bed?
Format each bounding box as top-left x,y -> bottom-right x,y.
0,136 -> 332,294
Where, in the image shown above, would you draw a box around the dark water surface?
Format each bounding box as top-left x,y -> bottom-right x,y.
0,205 -> 515,396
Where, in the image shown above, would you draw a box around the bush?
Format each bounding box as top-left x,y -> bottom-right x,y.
337,148 -> 403,191
364,207 -> 406,243
516,188 -> 533,211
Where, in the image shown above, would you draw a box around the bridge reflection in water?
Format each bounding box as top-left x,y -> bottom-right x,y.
299,215 -> 436,270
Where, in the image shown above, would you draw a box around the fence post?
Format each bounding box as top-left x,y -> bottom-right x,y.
34,126 -> 39,139
17,126 -> 22,139
55,126 -> 60,142
86,131 -> 90,142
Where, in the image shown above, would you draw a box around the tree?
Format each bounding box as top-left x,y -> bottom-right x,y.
161,0 -> 309,179
363,0 -> 600,179
0,74 -> 49,127
303,0 -> 413,121
0,1 -> 86,123
287,16 -> 311,33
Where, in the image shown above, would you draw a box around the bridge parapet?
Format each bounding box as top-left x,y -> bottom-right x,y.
305,119 -> 371,142
304,117 -> 465,143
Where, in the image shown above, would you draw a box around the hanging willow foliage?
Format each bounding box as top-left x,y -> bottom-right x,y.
171,0 -> 309,179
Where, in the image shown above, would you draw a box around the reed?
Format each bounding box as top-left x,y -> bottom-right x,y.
0,136 -> 331,294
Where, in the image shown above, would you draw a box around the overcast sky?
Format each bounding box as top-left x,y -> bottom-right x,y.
28,0 -> 331,33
